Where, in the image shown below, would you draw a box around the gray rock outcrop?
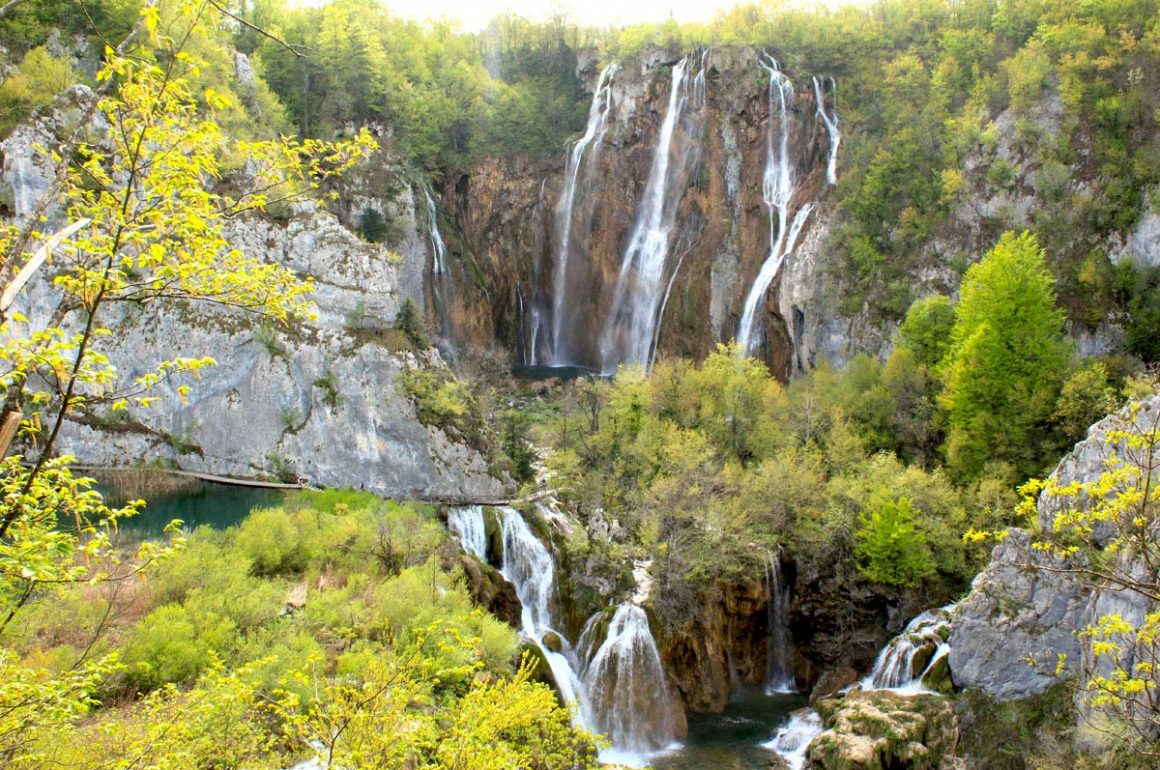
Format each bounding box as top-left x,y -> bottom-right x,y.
949,396 -> 1160,701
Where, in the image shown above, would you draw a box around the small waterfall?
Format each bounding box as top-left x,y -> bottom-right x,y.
599,51 -> 706,374
543,64 -> 617,366
447,505 -> 488,561
582,603 -> 682,763
11,155 -> 35,224
424,189 -> 447,275
860,606 -> 953,692
812,76 -> 840,186
497,506 -> 590,718
764,552 -> 795,693
447,506 -> 681,764
763,709 -> 824,770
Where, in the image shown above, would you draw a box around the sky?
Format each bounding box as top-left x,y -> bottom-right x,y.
362,0 -> 866,32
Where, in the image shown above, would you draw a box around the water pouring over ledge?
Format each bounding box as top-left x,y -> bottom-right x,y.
540,63 -> 617,367
447,505 -> 683,766
599,50 -> 708,375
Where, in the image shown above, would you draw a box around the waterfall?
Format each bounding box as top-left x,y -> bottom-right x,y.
812,76 -> 840,186
447,506 -> 681,764
736,203 -> 814,354
424,189 -> 447,275
762,709 -> 823,770
599,52 -> 705,374
736,56 -> 839,357
764,552 -> 795,693
860,606 -> 954,692
495,507 -> 591,718
11,155 -> 34,225
542,64 -> 617,366
447,505 -> 487,561
424,187 -> 456,342
582,603 -> 682,763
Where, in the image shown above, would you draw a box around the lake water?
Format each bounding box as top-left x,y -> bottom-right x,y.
650,687 -> 807,770
108,480 -> 287,537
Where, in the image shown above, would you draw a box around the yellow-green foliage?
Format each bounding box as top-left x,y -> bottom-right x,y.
2,491 -> 588,769
547,345 -> 984,626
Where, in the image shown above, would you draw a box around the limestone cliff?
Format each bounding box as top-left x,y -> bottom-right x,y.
0,96 -> 508,499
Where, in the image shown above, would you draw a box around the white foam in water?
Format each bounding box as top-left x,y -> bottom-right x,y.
762,709 -> 823,770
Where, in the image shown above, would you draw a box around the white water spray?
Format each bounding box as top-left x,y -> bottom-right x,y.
582,603 -> 683,763
859,606 -> 954,692
496,507 -> 591,718
599,52 -> 705,373
447,505 -> 487,561
544,64 -> 617,366
763,709 -> 824,770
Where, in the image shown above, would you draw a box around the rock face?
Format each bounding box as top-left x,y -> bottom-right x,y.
663,576 -> 769,712
810,691 -> 959,770
949,397 -> 1160,701
440,47 -> 863,378
1,98 -> 508,500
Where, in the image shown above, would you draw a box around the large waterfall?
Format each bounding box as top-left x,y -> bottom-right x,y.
764,553 -> 795,693
736,54 -> 839,356
539,64 -> 617,367
448,505 -> 682,765
599,51 -> 707,374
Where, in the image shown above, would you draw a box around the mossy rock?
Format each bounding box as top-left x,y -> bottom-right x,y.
920,655 -> 953,696
483,506 -> 504,567
809,691 -> 958,770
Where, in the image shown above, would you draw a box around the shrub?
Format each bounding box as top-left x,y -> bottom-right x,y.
234,507 -> 305,576
854,496 -> 934,587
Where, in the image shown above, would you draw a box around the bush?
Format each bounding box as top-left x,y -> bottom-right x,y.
854,496 -> 934,587
234,507 -> 306,576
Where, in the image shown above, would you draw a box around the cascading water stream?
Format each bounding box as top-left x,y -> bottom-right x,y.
582,603 -> 683,764
763,709 -> 824,770
11,156 -> 34,225
764,552 -> 795,693
859,606 -> 954,692
447,505 -> 487,560
424,189 -> 447,276
599,51 -> 706,374
446,505 -> 682,765
736,54 -> 802,356
424,188 -> 456,341
812,76 -> 840,186
542,64 -> 617,366
495,507 -> 589,715
736,56 -> 840,357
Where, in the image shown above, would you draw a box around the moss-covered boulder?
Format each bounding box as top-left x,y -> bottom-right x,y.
809,691 -> 958,770
455,553 -> 521,627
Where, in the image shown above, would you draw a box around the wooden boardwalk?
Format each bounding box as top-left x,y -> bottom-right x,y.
74,464 -> 552,505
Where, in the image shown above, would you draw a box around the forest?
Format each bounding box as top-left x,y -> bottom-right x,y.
2,0 -> 1160,768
